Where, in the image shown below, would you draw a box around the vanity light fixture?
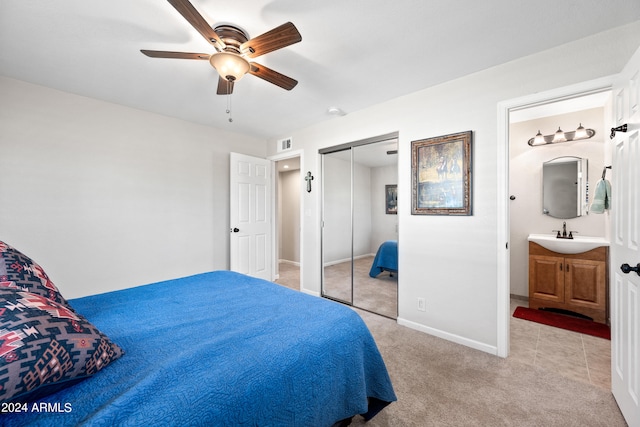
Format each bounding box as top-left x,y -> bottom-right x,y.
575,123 -> 588,139
533,130 -> 545,145
528,123 -> 595,147
552,127 -> 566,143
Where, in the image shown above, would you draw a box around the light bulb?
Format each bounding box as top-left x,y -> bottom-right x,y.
533,130 -> 545,145
575,123 -> 587,139
209,52 -> 250,81
552,127 -> 566,143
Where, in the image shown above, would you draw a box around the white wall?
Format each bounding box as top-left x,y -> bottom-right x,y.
353,160 -> 372,258
322,155 -> 352,263
370,165 -> 398,252
278,169 -> 300,263
321,154 -> 373,263
321,151 -> 397,264
267,21 -> 640,353
509,108 -> 608,297
0,77 -> 266,298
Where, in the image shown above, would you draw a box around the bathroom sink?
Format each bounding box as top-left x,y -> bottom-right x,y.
527,234 -> 609,254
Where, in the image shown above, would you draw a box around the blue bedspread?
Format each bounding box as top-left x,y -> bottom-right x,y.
3,271 -> 395,427
369,240 -> 398,277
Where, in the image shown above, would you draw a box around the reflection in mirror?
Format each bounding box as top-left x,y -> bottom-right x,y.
320,139 -> 398,319
542,156 -> 588,219
321,150 -> 353,304
353,142 -> 398,319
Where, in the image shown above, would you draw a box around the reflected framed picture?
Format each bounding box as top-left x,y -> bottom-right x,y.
411,131 -> 472,215
385,184 -> 397,214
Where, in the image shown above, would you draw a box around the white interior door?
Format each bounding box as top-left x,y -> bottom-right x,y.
230,152 -> 272,281
611,46 -> 640,426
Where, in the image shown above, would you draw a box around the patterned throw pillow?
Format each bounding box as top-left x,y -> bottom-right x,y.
0,288 -> 124,403
0,241 -> 68,306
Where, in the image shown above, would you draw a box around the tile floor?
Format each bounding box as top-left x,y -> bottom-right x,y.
510,297 -> 611,390
274,264 -> 612,391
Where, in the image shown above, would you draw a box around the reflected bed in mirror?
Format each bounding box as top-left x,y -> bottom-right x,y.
369,240 -> 398,278
542,156 -> 588,219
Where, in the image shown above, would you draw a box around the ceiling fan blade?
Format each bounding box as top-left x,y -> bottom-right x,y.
141,49 -> 210,60
240,22 -> 301,58
217,76 -> 234,95
249,62 -> 298,90
167,0 -> 226,50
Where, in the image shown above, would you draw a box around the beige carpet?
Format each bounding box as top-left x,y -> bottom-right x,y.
323,256 -> 398,318
350,309 -> 626,426
275,264 -> 625,426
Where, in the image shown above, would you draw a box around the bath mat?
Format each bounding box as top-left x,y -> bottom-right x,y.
513,306 -> 610,340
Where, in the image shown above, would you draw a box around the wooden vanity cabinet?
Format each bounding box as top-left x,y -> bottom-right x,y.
528,242 -> 608,324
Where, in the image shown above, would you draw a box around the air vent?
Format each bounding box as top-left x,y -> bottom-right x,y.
278,137 -> 292,152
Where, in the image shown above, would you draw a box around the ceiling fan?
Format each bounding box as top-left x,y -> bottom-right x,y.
141,0 -> 302,95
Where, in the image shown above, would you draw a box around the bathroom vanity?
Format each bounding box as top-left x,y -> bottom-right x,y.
528,234 -> 609,324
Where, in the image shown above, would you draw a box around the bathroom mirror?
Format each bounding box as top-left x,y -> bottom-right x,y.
542,156 -> 588,219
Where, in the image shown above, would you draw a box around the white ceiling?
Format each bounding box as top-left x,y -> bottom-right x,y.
2,1 -> 640,140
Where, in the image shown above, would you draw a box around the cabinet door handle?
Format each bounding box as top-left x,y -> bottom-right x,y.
560,263 -> 563,271
566,264 -> 569,272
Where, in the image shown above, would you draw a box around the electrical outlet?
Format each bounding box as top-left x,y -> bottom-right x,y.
417,297 -> 426,312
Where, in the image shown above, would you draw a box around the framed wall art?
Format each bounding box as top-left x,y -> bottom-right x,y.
385,184 -> 397,214
411,131 -> 472,215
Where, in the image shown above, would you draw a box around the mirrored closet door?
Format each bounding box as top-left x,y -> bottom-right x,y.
321,148 -> 354,305
321,133 -> 399,318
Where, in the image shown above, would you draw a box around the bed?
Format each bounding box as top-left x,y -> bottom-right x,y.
369,240 -> 398,278
1,242 -> 396,426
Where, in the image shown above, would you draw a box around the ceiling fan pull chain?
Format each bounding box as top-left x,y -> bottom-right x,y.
226,80 -> 233,122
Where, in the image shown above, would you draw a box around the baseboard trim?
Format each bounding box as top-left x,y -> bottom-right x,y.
397,317 -> 498,356
278,259 -> 300,267
323,253 -> 375,267
300,288 -> 320,297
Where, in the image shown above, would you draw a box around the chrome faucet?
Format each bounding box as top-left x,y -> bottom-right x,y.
562,221 -> 567,237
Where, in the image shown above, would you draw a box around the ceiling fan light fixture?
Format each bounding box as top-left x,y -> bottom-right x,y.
209,52 -> 250,81
143,1 -> 301,97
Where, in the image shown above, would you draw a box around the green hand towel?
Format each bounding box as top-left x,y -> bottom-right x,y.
590,179 -> 611,214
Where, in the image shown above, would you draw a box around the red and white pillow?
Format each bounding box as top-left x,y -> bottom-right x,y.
0,241 -> 124,403
0,240 -> 68,305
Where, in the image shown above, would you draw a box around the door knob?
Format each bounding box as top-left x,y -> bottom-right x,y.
230,227 -> 240,233
620,263 -> 640,276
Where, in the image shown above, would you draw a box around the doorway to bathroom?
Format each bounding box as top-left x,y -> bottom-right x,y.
506,89 -> 612,388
